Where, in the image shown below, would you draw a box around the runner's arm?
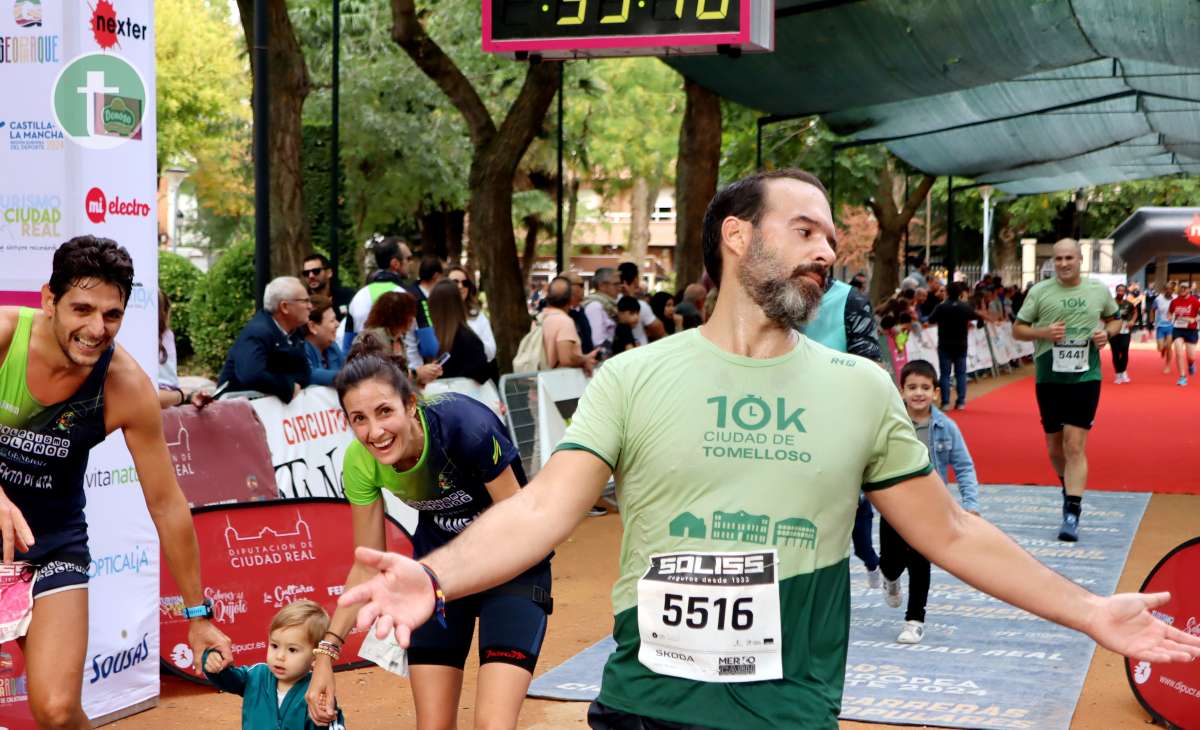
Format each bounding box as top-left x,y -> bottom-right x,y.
417,449 -> 610,600
484,465 -> 521,503
325,499 -> 387,641
870,473 -> 1200,662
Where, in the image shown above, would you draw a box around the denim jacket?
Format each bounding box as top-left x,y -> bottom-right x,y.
924,408 -> 980,512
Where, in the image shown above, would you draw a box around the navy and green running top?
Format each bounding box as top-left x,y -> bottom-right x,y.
342,392 -> 529,557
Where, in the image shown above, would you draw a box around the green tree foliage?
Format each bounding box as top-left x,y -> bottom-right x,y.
158,252 -> 204,358
301,123 -> 359,285
188,240 -> 257,375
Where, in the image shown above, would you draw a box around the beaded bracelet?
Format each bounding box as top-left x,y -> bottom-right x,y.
313,646 -> 340,662
419,562 -> 448,629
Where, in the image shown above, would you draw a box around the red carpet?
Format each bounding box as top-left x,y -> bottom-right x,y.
949,347 -> 1200,493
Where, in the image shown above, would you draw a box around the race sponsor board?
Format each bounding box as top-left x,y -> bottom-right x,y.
1125,538 -> 1200,730
161,400 -> 278,507
159,499 -> 413,682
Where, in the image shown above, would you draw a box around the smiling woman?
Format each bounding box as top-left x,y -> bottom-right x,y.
302,333 -> 554,728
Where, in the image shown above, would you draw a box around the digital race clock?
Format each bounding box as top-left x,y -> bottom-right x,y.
482,0 -> 775,59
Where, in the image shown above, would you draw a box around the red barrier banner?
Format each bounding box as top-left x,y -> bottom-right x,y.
0,644 -> 34,729
1126,538 -> 1200,730
162,400 -> 278,507
159,499 -> 412,682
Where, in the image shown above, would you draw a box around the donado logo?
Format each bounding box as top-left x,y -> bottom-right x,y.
51,52 -> 145,149
85,187 -> 150,223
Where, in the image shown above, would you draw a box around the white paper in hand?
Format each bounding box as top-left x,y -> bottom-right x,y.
357,621 -> 409,677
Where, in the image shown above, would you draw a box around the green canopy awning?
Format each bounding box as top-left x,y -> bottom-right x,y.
668,0 -> 1200,194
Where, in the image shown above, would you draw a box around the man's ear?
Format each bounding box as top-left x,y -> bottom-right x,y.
40,283 -> 55,318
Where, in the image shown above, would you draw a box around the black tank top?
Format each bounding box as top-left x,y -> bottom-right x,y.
0,347 -> 114,559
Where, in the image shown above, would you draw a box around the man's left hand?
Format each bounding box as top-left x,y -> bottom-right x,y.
1092,328 -> 1109,349
1084,592 -> 1200,663
189,619 -> 233,673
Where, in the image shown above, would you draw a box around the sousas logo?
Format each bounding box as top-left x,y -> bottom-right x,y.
84,186 -> 149,224
90,632 -> 149,684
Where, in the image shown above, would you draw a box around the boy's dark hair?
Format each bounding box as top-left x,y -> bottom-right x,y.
50,236 -> 135,304
617,262 -> 639,286
617,295 -> 641,314
701,168 -> 828,288
898,311 -> 913,325
418,256 -> 443,283
900,359 -> 938,387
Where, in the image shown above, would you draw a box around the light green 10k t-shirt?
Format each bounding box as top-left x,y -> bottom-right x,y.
557,328 -> 931,729
1015,277 -> 1118,384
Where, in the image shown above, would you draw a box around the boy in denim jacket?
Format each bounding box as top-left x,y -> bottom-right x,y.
879,360 -> 980,644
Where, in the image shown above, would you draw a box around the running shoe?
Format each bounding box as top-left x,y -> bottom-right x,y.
1058,513 -> 1079,542
587,506 -> 608,517
1178,376 -> 1189,387
882,577 -> 903,608
953,402 -> 966,410
896,620 -> 925,644
866,567 -> 882,590
1113,374 -> 1123,384
1123,373 -> 1132,383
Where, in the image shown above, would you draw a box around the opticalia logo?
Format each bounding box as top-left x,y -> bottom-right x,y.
2,119 -> 64,152
90,0 -> 148,50
51,52 -> 145,149
87,543 -> 151,579
0,192 -> 60,237
89,633 -> 149,684
84,187 -> 150,224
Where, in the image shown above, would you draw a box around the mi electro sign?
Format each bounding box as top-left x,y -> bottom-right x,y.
482,0 -> 775,59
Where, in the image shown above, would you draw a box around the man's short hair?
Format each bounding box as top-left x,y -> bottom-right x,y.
50,236 -> 135,304
900,359 -> 938,388
303,252 -> 331,268
593,267 -> 618,286
373,237 -> 402,270
545,276 -> 572,308
947,281 -> 965,300
269,599 -> 329,648
418,256 -> 443,283
617,262 -> 639,286
701,168 -> 828,287
264,276 -> 302,313
617,295 -> 641,314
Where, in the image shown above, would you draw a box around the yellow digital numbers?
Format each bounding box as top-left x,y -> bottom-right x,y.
557,0 -> 587,25
696,0 -> 729,19
600,0 -> 631,23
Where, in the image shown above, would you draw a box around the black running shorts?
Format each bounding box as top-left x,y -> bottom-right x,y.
1034,380 -> 1102,433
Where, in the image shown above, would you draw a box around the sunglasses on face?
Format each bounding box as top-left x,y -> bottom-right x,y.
302,267 -> 325,277
450,278 -> 467,287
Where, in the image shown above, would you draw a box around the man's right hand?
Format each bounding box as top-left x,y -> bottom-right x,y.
0,489 -> 33,563
306,656 -> 338,726
582,348 -> 600,376
1045,321 -> 1067,343
337,547 -> 435,647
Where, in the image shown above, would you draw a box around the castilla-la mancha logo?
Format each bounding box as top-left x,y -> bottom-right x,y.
1187,214 -> 1200,247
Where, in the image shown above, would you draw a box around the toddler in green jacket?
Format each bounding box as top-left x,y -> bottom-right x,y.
203,599 -> 347,729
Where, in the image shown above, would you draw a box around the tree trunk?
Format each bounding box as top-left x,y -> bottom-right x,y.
564,176 -> 580,259
236,0 -> 311,279
867,160 -> 935,305
392,0 -> 558,371
627,176 -> 657,266
520,214 -> 540,283
445,209 -> 464,265
674,78 -> 721,286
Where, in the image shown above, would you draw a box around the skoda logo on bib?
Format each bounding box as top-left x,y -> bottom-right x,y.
637,550 -> 782,683
1052,338 -> 1089,374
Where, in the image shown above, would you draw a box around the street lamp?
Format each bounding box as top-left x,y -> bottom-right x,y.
1073,188 -> 1089,239
161,165 -> 190,250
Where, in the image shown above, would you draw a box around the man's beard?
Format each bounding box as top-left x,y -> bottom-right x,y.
736,231 -> 827,328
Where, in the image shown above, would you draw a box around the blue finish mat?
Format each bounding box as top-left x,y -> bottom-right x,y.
528,486 -> 1150,730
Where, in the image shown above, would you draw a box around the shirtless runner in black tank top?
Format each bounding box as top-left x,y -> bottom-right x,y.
0,237 -> 231,729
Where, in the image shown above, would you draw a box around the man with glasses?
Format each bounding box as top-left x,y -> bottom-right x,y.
583,267 -> 621,355
217,276 -> 313,403
563,271 -> 595,355
301,252 -> 355,322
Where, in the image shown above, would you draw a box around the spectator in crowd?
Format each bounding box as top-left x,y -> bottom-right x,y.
1110,284 -> 1135,384
541,276 -> 598,372
218,277 -> 312,403
850,271 -> 868,291
913,288 -> 930,322
583,267 -> 621,354
1126,281 -> 1145,329
360,290 -> 440,386
301,252 -> 354,323
343,237 -> 412,348
447,266 -> 496,363
304,298 -> 345,387
612,296 -> 642,355
909,262 -> 930,288
563,271 -> 594,353
428,280 -> 492,384
900,275 -> 921,292
648,291 -> 680,335
529,280 -> 546,314
928,281 -> 981,410
973,287 -> 1004,325
1009,283 -> 1027,320
674,283 -> 707,329
404,256 -> 444,367
157,289 -> 184,408
704,286 -> 719,321
920,278 -> 944,319
617,261 -> 665,344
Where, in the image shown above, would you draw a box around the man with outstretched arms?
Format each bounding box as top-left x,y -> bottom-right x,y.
338,174 -> 1200,730
1012,238 -> 1120,543
0,236 -> 232,729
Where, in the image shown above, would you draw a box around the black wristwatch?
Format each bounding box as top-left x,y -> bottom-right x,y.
182,598 -> 214,620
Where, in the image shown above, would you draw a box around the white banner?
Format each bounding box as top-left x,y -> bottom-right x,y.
902,323 -> 1033,379
0,0 -> 161,722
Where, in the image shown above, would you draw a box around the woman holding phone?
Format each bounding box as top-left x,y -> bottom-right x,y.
426,280 -> 492,384
305,334 -> 552,729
